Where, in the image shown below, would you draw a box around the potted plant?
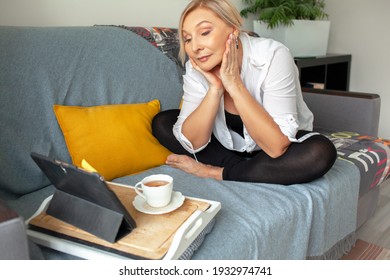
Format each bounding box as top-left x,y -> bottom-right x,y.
240,0 -> 330,57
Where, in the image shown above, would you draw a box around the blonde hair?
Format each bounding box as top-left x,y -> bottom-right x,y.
178,0 -> 243,64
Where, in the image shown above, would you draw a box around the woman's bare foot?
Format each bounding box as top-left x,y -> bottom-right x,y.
166,154 -> 223,180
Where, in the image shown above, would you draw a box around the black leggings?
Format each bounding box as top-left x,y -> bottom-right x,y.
152,109 -> 337,185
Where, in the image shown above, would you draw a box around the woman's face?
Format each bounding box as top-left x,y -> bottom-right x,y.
182,7 -> 234,72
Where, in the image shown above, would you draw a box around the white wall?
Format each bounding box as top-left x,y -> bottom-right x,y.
0,0 -> 185,27
0,0 -> 388,138
325,0 -> 390,138
0,0 -> 253,30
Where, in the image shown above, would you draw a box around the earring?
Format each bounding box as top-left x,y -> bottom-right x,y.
235,37 -> 239,49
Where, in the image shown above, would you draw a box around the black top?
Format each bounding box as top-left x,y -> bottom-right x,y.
225,110 -> 244,138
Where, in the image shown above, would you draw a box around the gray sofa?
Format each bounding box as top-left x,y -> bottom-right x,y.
1,26 -> 389,260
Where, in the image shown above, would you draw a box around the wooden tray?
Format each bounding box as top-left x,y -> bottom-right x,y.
27,182 -> 220,260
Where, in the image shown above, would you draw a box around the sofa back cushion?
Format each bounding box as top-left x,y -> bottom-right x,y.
0,26 -> 183,196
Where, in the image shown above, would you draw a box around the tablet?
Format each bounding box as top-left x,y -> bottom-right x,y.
30,152 -> 136,242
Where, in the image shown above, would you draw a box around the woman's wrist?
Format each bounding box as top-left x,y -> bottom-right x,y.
226,80 -> 245,99
208,85 -> 224,98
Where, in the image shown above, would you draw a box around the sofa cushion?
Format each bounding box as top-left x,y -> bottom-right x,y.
0,26 -> 183,196
53,100 -> 171,180
114,159 -> 360,259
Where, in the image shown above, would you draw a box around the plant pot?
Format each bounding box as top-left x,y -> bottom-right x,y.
253,19 -> 331,58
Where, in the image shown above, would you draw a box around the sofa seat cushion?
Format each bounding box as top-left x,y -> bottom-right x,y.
21,158 -> 359,260
53,100 -> 171,180
10,157 -> 359,260
114,159 -> 360,259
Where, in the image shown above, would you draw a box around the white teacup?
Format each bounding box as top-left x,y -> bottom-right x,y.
134,174 -> 173,208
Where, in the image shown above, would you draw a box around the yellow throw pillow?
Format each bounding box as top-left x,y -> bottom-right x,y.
53,100 -> 171,181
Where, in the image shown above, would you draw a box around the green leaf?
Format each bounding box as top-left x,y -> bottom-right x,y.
240,0 -> 328,28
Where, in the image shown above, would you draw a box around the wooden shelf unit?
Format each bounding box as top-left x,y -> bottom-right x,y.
294,54 -> 351,91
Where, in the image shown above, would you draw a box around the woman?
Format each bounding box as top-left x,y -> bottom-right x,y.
152,0 -> 337,184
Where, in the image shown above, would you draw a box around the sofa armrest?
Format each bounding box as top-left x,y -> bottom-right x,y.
0,200 -> 30,260
302,88 -> 381,136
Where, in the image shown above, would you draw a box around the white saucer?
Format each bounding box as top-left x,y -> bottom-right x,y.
132,191 -> 185,215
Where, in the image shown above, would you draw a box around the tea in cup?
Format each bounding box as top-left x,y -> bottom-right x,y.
134,174 -> 173,208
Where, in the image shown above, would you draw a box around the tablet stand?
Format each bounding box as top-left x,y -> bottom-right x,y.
47,189 -> 130,243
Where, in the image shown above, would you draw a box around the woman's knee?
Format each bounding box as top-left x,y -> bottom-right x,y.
152,109 -> 189,154
152,109 -> 179,138
152,109 -> 179,128
307,135 -> 337,175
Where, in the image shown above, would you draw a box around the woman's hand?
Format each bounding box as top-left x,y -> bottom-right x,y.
219,33 -> 243,95
190,58 -> 224,97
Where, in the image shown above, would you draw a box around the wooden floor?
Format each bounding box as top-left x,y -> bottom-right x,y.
356,179 -> 390,249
